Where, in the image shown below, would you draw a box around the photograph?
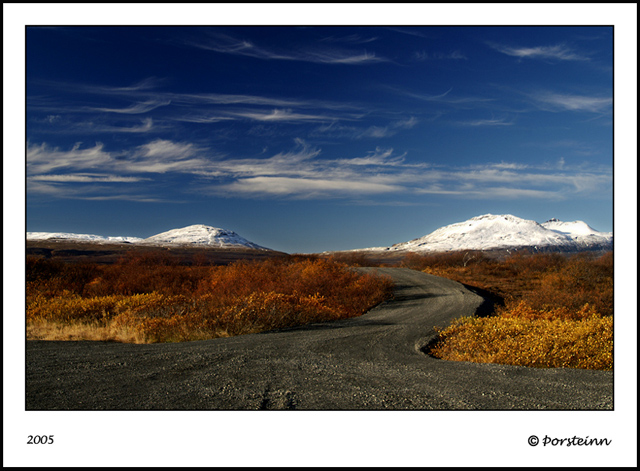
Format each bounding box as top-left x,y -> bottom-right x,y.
5,3 -> 637,468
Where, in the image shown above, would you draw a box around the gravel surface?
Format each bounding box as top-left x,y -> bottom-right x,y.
26,268 -> 613,410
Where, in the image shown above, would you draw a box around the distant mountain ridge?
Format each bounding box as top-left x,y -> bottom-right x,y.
26,232 -> 144,244
27,224 -> 271,251
26,215 -> 613,254
359,214 -> 612,253
142,225 -> 269,250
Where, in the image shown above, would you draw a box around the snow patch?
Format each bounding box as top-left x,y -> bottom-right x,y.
27,224 -> 270,250
27,232 -> 143,243
141,224 -> 270,250
359,214 -> 612,253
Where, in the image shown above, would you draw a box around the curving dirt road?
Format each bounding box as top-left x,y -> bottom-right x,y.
26,268 -> 613,410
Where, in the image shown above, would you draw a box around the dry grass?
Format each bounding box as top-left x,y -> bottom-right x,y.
26,319 -> 143,343
429,308 -> 612,370
26,254 -> 394,343
409,251 -> 614,370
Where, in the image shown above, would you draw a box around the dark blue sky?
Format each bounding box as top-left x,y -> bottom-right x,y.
25,25 -> 614,252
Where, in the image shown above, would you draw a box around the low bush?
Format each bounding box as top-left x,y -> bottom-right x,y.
423,251 -> 613,370
429,310 -> 612,370
26,255 -> 394,343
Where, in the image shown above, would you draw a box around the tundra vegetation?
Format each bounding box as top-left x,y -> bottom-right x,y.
26,249 -> 613,371
26,254 -> 394,343
400,251 -> 613,370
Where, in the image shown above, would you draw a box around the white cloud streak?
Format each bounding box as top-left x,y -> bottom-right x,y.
395,87 -> 495,107
530,91 -> 612,113
220,176 -> 402,197
27,141 -> 114,174
27,139 -> 213,177
91,117 -> 155,133
29,174 -> 149,183
489,43 -> 589,61
167,91 -> 307,108
225,108 -> 341,123
30,79 -> 369,134
27,138 -> 611,202
189,33 -> 388,65
91,100 -> 171,114
457,117 -> 514,126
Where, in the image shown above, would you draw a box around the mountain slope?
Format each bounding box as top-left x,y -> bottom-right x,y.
26,232 -> 144,243
27,224 -> 271,250
141,224 -> 270,250
381,214 -> 612,253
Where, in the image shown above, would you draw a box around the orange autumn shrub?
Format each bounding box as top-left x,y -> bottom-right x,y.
520,252 -> 613,316
120,291 -> 342,343
425,251 -> 613,370
26,255 -> 394,343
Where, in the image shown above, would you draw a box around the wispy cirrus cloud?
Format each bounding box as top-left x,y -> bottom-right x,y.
29,77 -> 167,98
29,79 -> 369,133
166,91 -> 308,108
27,138 -> 213,177
188,32 -> 388,65
529,91 -> 612,113
28,114 -> 159,135
124,139 -> 217,173
303,50 -> 385,65
385,27 -> 432,39
456,117 -> 514,126
27,137 -> 611,202
311,115 -> 418,140
488,42 -> 589,61
91,100 -> 171,114
92,117 -> 156,133
29,173 -> 149,183
30,79 -> 308,109
27,178 -> 163,202
219,176 -> 402,198
27,141 -> 114,175
336,147 -> 406,167
394,87 -> 495,107
200,142 -> 610,200
224,108 -> 342,123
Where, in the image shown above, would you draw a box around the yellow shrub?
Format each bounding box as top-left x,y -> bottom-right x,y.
430,313 -> 612,370
28,293 -> 122,323
498,300 -> 601,321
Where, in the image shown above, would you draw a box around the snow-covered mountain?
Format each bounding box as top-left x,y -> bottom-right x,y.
140,224 -> 270,250
27,224 -> 271,250
26,216 -> 613,254
368,214 -> 613,253
26,232 -> 144,243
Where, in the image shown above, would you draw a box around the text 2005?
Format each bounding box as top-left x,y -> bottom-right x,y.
27,435 -> 54,444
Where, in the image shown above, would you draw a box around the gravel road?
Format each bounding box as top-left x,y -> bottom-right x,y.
26,267 -> 613,410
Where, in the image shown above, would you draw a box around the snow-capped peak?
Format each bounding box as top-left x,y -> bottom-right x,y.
26,232 -> 143,243
142,224 -> 270,250
384,214 -> 612,253
541,218 -> 608,237
27,224 -> 271,250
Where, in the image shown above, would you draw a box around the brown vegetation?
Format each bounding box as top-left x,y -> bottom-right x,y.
26,253 -> 394,343
25,247 -> 614,370
406,250 -> 614,370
